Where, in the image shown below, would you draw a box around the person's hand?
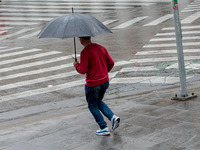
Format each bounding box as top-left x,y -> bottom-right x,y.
73,60 -> 79,67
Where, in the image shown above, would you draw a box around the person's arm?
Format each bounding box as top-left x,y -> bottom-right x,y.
106,51 -> 114,72
74,52 -> 88,74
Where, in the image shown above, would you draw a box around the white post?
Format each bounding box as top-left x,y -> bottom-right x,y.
171,0 -> 197,100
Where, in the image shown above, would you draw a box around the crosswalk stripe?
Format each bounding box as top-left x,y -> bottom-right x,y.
0,46 -> 5,49
0,22 -> 39,26
0,28 -> 33,40
0,12 -> 63,17
0,59 -> 133,81
166,62 -> 200,69
5,0 -> 170,2
110,76 -> 191,84
0,17 -> 53,22
0,64 -> 72,81
18,30 -> 40,39
120,66 -> 158,72
0,47 -> 24,53
0,27 -> 13,30
0,50 -> 61,66
0,71 -> 78,91
0,70 -> 119,103
136,49 -> 200,55
0,48 -> 42,59
181,12 -> 200,24
130,56 -> 200,63
182,9 -> 200,12
0,55 -> 78,74
0,6 -> 137,10
150,36 -> 200,41
115,61 -> 133,66
143,42 -> 200,48
143,14 -> 173,26
0,79 -> 86,103
112,16 -> 148,29
110,76 -> 156,84
0,30 -> 8,36
162,25 -> 200,30
0,3 -> 154,8
0,2 -> 154,5
0,30 -> 7,34
103,19 -> 118,25
185,4 -> 200,9
156,31 -> 200,36
0,8 -> 107,13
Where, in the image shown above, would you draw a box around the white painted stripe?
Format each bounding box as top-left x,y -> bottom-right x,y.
165,62 -> 199,69
120,66 -> 158,72
136,49 -> 200,55
0,31 -> 7,34
0,28 -> 33,40
0,8 -> 106,13
0,55 -> 78,74
0,79 -> 86,103
0,64 -> 72,81
110,76 -> 155,84
3,0 -> 171,2
143,42 -> 200,48
0,71 -> 78,91
182,9 -> 200,12
0,71 -> 119,102
0,51 -> 61,66
18,30 -> 40,39
181,12 -> 200,24
150,36 -> 200,41
162,26 -> 200,30
0,48 -> 42,59
0,47 -> 24,53
0,12 -> 61,17
0,3 -> 153,8
130,56 -> 200,63
1,75 -> 194,103
0,22 -> 39,26
165,62 -> 200,69
0,27 -> 13,30
103,19 -> 118,25
0,17 -> 52,21
0,2 -> 153,6
113,16 -> 148,29
109,71 -> 119,78
0,70 -> 120,91
143,14 -> 173,26
156,31 -> 200,36
1,6 -> 135,10
115,61 -> 133,66
0,47 -> 7,49
185,5 -> 200,9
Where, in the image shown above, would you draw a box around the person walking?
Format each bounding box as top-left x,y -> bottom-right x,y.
73,37 -> 120,136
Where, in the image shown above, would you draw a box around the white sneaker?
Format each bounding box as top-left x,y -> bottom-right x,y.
96,127 -> 110,136
111,115 -> 120,130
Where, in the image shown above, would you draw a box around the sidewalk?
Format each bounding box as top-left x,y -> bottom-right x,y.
1,79 -> 200,150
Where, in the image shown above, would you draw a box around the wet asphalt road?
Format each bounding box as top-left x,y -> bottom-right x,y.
0,0 -> 199,109
0,1 -> 200,148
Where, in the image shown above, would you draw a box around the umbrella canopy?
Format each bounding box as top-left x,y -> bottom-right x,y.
38,13 -> 112,38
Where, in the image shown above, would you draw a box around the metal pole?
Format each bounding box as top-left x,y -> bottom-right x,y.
171,0 -> 197,100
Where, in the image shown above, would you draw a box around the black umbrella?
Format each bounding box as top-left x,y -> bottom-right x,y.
38,8 -> 112,60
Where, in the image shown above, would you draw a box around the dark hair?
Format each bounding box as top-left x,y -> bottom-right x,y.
80,37 -> 91,40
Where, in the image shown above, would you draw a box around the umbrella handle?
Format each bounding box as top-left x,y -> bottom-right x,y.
74,37 -> 77,61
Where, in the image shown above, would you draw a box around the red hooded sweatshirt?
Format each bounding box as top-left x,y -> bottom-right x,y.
75,43 -> 114,87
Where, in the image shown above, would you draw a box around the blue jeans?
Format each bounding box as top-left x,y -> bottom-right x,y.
85,81 -> 114,129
